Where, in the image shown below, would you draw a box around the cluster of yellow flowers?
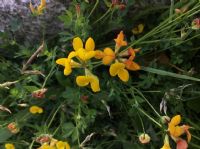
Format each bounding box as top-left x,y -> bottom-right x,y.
38,138 -> 70,149
161,115 -> 191,149
56,31 -> 140,92
30,0 -> 46,15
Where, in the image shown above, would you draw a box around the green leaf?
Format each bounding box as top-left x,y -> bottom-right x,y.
142,66 -> 200,82
0,128 -> 12,143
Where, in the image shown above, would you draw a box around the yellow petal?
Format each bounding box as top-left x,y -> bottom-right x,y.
170,115 -> 181,126
68,51 -> 77,59
29,2 -> 36,14
56,58 -> 67,67
169,125 -> 184,138
109,62 -> 125,76
76,76 -> 90,87
77,48 -> 95,61
118,69 -> 129,82
64,66 -> 72,76
73,37 -> 83,51
5,143 -> 15,149
90,76 -> 100,92
56,141 -> 66,149
85,37 -> 95,51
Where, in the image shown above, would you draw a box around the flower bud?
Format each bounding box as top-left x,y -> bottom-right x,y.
161,116 -> 171,124
7,122 -> 20,134
139,133 -> 151,144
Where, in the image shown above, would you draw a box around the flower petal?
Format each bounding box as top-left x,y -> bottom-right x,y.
170,115 -> 181,126
124,60 -> 140,71
76,76 -> 90,87
109,62 -> 125,76
85,37 -> 95,51
90,76 -> 100,92
118,68 -> 129,82
95,50 -> 104,59
73,37 -> 83,51
176,139 -> 188,149
114,31 -> 127,48
68,51 -> 77,59
102,48 -> 115,65
56,58 -> 67,67
77,48 -> 95,61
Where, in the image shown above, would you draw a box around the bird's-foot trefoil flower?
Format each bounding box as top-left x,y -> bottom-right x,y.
167,115 -> 191,148
76,69 -> 100,92
109,62 -> 129,82
29,106 -> 43,114
5,143 -> 15,149
96,31 -> 140,82
56,58 -> 81,76
72,37 -> 96,61
30,0 -> 46,15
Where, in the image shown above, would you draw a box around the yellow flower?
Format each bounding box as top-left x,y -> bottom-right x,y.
72,37 -> 96,61
132,24 -> 144,35
29,106 -> 43,114
114,31 -> 127,49
138,133 -> 151,144
56,141 -> 70,149
56,58 -> 81,76
168,115 -> 191,142
109,62 -> 129,82
161,135 -> 171,149
76,69 -> 100,92
30,0 -> 46,15
5,143 -> 15,149
39,144 -> 55,149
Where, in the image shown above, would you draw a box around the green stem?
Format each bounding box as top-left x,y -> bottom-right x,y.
28,140 -> 35,149
138,108 -> 162,128
88,0 -> 99,19
47,105 -> 61,128
92,7 -> 112,25
133,87 -> 161,118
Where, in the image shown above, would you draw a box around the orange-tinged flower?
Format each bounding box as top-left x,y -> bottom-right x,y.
176,139 -> 188,149
114,31 -> 127,49
29,106 -> 43,114
124,59 -> 140,71
7,122 -> 20,134
32,88 -> 47,99
102,48 -> 116,65
109,62 -> 129,82
168,115 -> 191,143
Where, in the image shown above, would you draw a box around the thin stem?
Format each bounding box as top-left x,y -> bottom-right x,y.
133,87 -> 161,118
92,7 -> 112,25
47,105 -> 61,128
87,0 -> 99,19
137,112 -> 146,134
28,140 -> 35,149
138,108 -> 162,128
